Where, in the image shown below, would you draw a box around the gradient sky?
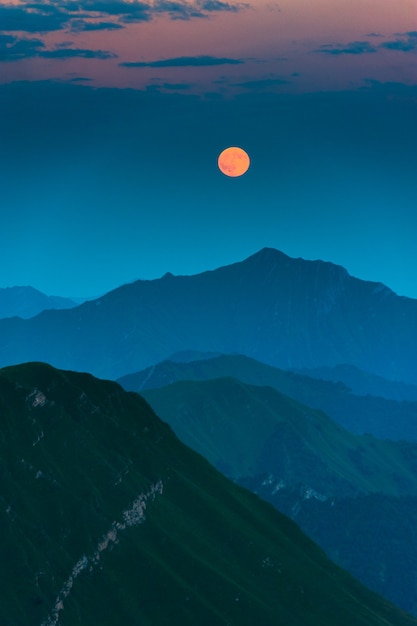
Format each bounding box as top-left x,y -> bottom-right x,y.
0,0 -> 416,298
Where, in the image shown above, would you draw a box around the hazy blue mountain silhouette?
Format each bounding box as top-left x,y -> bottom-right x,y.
118,354 -> 417,441
292,363 -> 417,402
241,480 -> 417,617
0,248 -> 416,382
0,286 -> 77,319
3,362 -> 415,626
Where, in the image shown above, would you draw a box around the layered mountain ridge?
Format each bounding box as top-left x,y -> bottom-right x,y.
135,368 -> 417,614
119,353 -> 417,441
2,361 -> 415,625
0,286 -> 77,319
141,375 -> 417,497
292,363 -> 417,402
0,248 -> 416,383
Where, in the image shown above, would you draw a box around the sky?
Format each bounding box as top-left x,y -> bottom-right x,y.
0,0 -> 416,298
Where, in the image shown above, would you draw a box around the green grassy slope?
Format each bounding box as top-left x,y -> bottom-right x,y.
118,353 -> 417,441
1,362 -> 415,626
143,376 -> 417,497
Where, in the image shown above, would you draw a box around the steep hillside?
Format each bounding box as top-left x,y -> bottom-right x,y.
1,362 -> 415,626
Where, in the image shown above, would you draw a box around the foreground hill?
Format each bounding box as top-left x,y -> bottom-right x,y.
119,353 -> 417,441
0,248 -> 416,383
0,286 -> 77,319
1,362 -> 415,626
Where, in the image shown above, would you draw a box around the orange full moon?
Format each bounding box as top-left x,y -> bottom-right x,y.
218,146 -> 250,177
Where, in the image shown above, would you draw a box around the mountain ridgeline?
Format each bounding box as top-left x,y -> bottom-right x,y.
0,286 -> 77,319
2,362 -> 416,625
291,363 -> 417,402
117,350 -> 417,614
141,375 -> 417,498
119,353 -> 417,441
136,370 -> 417,615
0,248 -> 416,383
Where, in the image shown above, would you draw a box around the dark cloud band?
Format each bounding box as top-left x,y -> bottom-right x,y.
120,55 -> 244,67
0,34 -> 116,62
314,41 -> 376,55
0,0 -> 247,36
314,33 -> 417,56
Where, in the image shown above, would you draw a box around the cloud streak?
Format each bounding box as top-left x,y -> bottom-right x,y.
120,55 -> 244,67
197,0 -> 243,12
314,32 -> 417,56
314,41 -> 376,55
0,34 -> 116,62
0,0 -> 247,36
40,48 -> 117,59
0,34 -> 44,61
0,4 -> 70,33
379,31 -> 417,52
69,19 -> 125,32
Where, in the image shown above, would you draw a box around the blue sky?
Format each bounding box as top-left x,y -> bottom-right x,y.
0,0 -> 416,298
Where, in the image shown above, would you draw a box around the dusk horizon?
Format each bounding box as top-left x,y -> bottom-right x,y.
1,0 -> 416,299
3,245 -> 417,302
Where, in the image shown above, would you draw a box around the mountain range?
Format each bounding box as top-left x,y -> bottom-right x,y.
119,353 -> 417,441
292,363 -> 417,402
141,375 -> 417,498
1,248 -> 416,383
127,368 -> 417,614
3,362 -> 415,625
0,286 -> 77,319
2,248 -> 417,621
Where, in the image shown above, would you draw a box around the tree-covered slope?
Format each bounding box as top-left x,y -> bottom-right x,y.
1,362 -> 415,626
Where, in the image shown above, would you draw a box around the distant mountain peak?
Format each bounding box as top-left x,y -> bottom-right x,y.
244,247 -> 292,265
1,250 -> 416,384
243,247 -> 350,278
0,285 -> 77,320
251,246 -> 290,258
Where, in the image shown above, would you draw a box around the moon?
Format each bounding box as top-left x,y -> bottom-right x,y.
218,146 -> 250,177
